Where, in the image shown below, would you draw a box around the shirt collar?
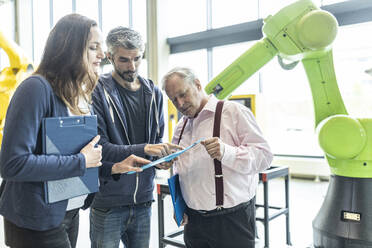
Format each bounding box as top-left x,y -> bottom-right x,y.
202,95 -> 219,113
185,95 -> 218,121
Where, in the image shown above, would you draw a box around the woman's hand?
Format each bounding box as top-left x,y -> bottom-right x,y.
80,135 -> 102,168
112,154 -> 151,174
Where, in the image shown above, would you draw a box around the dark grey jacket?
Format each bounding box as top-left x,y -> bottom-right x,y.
91,73 -> 164,208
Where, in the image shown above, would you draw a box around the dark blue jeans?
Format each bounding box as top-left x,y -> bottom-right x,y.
90,202 -> 152,248
4,208 -> 79,248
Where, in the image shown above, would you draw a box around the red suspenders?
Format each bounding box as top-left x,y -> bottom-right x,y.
177,101 -> 225,209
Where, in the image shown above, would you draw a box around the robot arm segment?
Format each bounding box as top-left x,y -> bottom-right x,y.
205,38 -> 278,99
317,115 -> 367,160
0,30 -> 31,74
302,50 -> 347,126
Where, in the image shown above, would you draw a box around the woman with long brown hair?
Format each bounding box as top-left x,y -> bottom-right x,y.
0,14 -> 147,248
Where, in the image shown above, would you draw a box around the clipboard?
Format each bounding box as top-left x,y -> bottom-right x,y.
42,115 -> 99,203
168,174 -> 187,227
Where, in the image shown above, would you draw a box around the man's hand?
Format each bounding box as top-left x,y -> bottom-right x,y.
111,154 -> 150,174
156,157 -> 178,170
201,137 -> 225,161
144,143 -> 183,157
173,212 -> 188,226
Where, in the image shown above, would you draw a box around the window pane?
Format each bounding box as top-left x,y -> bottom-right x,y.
76,0 -> 98,23
101,0 -> 129,36
260,59 -> 321,156
167,50 -> 208,88
33,0 -> 50,64
132,0 -> 147,41
259,0 -> 321,19
167,0 -> 207,37
53,0 -> 72,25
212,0 -> 258,29
0,1 -> 15,69
333,22 -> 372,117
17,0 -> 33,61
321,0 -> 348,5
212,41 -> 260,95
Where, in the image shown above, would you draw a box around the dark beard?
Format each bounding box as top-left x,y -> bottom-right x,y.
116,68 -> 137,82
111,60 -> 137,82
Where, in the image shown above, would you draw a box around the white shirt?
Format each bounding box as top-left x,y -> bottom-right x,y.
66,97 -> 91,211
172,96 -> 273,211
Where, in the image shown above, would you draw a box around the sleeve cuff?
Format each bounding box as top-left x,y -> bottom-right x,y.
221,143 -> 236,166
78,153 -> 87,175
131,143 -> 147,157
100,161 -> 121,181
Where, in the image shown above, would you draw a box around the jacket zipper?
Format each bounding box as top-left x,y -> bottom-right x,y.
133,174 -> 139,204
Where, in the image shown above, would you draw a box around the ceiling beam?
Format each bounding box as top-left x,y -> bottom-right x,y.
168,0 -> 372,54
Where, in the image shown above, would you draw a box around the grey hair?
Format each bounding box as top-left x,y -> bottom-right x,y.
106,26 -> 145,54
161,67 -> 198,90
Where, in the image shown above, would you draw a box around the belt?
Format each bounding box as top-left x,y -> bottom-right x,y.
187,199 -> 253,217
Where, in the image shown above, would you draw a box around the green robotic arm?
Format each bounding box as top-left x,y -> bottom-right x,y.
0,30 -> 33,147
205,0 -> 370,178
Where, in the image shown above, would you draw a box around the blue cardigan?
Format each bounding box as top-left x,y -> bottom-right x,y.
0,75 -> 87,231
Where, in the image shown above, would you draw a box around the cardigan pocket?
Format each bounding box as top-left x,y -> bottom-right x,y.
14,183 -> 55,217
